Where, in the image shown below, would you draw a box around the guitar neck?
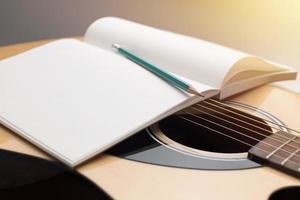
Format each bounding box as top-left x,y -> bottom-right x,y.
248,130 -> 300,179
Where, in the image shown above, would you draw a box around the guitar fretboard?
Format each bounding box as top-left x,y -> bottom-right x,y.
248,131 -> 300,178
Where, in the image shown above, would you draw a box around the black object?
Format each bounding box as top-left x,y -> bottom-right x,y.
269,186 -> 300,200
0,149 -> 112,200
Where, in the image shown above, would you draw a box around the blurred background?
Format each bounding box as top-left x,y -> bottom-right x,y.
0,0 -> 299,69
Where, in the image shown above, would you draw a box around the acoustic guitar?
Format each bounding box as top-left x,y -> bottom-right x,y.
0,39 -> 299,200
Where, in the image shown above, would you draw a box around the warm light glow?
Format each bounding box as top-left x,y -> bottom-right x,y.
124,0 -> 300,68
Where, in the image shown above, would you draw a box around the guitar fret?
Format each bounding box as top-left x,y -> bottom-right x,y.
248,131 -> 300,179
266,135 -> 297,159
281,148 -> 300,165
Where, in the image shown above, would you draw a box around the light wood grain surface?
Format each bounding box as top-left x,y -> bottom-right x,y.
0,39 -> 299,200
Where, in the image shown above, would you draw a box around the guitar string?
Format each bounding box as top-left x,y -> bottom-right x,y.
207,99 -> 300,134
201,101 -> 282,132
187,106 -> 300,160
179,111 -> 300,167
178,114 -> 300,168
203,99 -> 300,146
205,100 -> 288,133
181,110 -> 300,162
183,110 -> 300,162
193,103 -> 300,148
195,103 -> 284,136
190,105 -> 299,152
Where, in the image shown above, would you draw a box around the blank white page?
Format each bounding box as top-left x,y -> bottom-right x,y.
0,39 -> 212,166
85,17 -> 248,88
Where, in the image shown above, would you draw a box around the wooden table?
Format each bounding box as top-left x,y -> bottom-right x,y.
0,39 -> 299,200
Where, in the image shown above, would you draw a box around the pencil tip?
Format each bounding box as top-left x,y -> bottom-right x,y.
188,86 -> 204,96
112,43 -> 121,50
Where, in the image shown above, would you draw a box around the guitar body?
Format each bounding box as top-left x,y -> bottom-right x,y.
0,40 -> 299,200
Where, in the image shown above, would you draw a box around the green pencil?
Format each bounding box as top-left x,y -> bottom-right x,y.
112,43 -> 201,95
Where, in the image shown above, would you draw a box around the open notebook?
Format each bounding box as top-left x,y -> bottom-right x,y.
0,17 -> 296,166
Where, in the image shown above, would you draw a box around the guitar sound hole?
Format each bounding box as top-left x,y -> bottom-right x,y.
158,101 -> 273,154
